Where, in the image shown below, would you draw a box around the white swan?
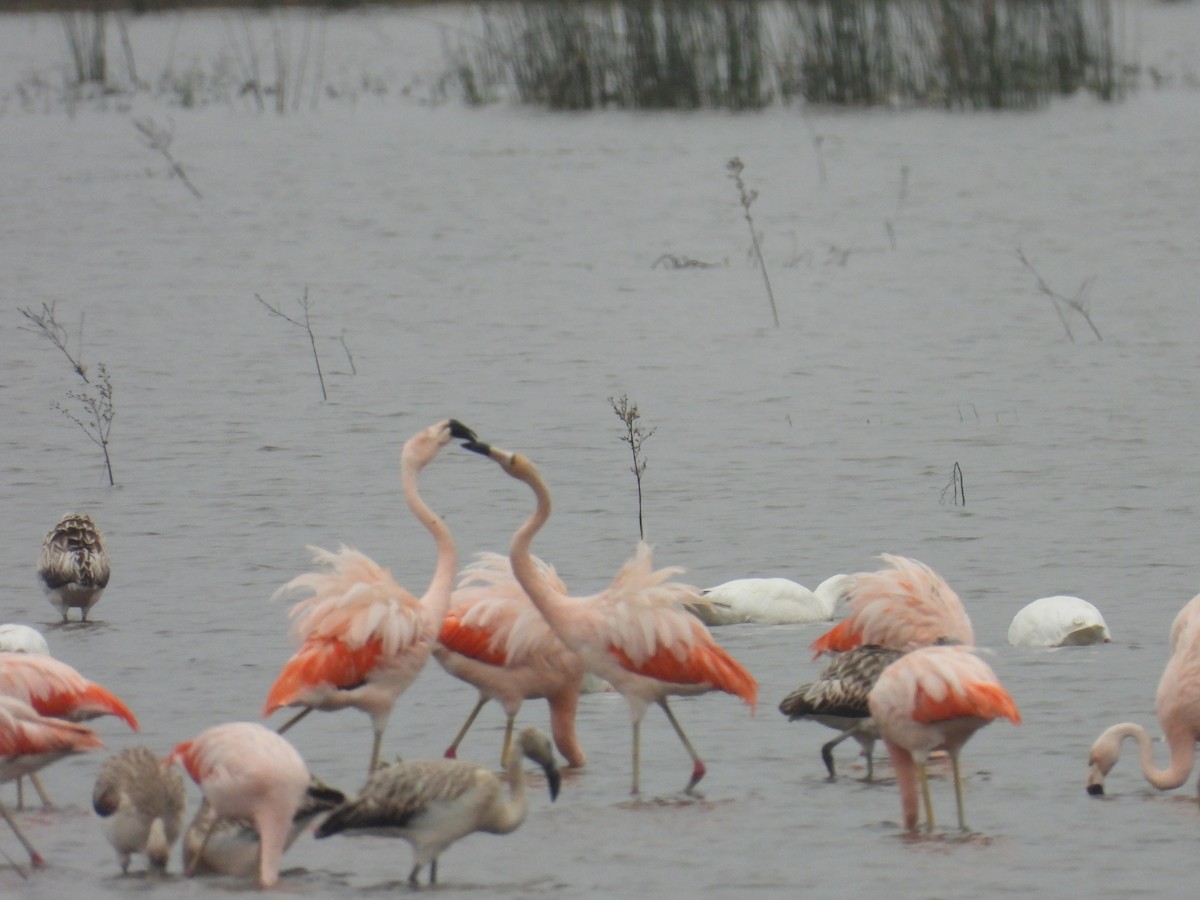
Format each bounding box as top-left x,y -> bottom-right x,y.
1007,595 -> 1111,647
690,574 -> 850,626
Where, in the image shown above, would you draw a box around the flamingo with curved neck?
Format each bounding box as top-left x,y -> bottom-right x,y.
460,436 -> 756,795
263,419 -> 478,773
1087,621 -> 1200,796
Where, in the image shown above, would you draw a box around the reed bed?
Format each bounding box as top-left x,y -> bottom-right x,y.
448,0 -> 1127,110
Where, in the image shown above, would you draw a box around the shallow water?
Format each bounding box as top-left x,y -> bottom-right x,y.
2,2 -> 1200,897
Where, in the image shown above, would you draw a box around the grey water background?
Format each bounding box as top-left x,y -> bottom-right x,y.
2,2 -> 1200,896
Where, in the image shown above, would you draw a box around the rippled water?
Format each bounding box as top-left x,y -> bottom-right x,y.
2,3 -> 1200,897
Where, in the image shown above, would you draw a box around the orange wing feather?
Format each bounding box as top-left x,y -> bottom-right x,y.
809,618 -> 862,656
262,637 -> 384,716
912,680 -> 1021,726
438,614 -> 507,667
27,682 -> 139,731
608,641 -> 757,709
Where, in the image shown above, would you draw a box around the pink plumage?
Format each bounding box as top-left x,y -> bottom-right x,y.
436,552 -> 588,767
0,695 -> 104,868
1088,594 -> 1200,796
470,441 -> 757,795
811,554 -> 974,657
0,652 -> 138,730
169,722 -> 311,888
262,420 -> 479,774
868,644 -> 1020,832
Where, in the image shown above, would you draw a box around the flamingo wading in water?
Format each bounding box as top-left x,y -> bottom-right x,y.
868,644 -> 1021,832
262,419 -> 479,774
38,513 -> 110,623
1086,598 -> 1200,797
0,695 -> 104,870
436,551 -> 588,768
315,726 -> 560,886
461,434 -> 757,795
169,722 -> 312,888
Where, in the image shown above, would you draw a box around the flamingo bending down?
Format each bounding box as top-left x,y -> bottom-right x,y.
0,695 -> 104,869
778,644 -> 903,780
93,745 -> 186,873
462,436 -> 757,795
262,419 -> 478,774
315,726 -> 560,886
810,555 -> 974,658
38,513 -> 110,623
169,722 -> 312,888
1007,595 -> 1111,647
868,645 -> 1021,832
1086,605 -> 1200,796
692,574 -> 850,626
183,776 -> 344,877
436,551 -> 587,768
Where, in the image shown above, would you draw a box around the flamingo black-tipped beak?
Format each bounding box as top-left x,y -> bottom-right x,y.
448,419 -> 476,442
1086,783 -> 1104,796
545,763 -> 562,802
448,420 -> 491,455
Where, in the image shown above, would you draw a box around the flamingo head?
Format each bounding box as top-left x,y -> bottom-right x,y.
1085,728 -> 1120,795
402,419 -> 478,470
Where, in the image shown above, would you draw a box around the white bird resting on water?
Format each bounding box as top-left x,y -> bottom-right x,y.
1007,595 -> 1111,647
690,574 -> 851,626
0,625 -> 50,656
315,726 -> 560,886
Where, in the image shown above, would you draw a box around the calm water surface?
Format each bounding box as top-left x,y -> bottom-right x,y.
1,3 -> 1199,897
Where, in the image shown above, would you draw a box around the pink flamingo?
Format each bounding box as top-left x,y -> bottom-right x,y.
463,436 -> 757,795
810,555 -> 974,658
1167,592 -> 1200,653
1087,602 -> 1200,796
868,644 -> 1021,832
0,695 -> 104,870
168,722 -> 311,888
436,551 -> 588,768
0,652 -> 139,730
262,419 -> 478,774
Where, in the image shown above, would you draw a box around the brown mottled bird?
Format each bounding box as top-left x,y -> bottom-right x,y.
38,513 -> 111,623
316,726 -> 560,886
779,644 -> 904,780
93,746 -> 186,873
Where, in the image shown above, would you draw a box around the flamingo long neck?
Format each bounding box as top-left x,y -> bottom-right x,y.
404,457 -> 457,627
508,462 -> 573,639
1122,723 -> 1195,790
489,748 -> 529,834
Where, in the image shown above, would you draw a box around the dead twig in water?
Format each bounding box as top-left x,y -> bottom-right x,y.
18,301 -> 89,383
1017,248 -> 1102,342
54,363 -> 116,486
940,461 -> 965,506
134,117 -> 202,200
609,394 -> 655,541
727,157 -> 780,327
255,289 -> 328,401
